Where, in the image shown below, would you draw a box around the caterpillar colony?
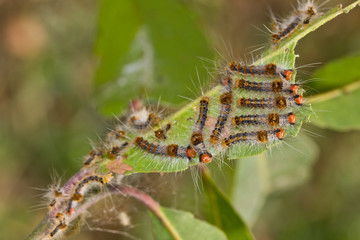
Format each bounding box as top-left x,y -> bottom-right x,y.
27,0 -> 350,239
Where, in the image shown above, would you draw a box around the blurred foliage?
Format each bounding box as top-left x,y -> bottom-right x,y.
95,0 -> 214,116
203,173 -> 254,240
1,0 -> 360,240
310,54 -> 360,130
151,207 -> 227,240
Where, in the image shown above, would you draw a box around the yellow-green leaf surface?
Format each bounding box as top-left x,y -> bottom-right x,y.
150,207 -> 227,240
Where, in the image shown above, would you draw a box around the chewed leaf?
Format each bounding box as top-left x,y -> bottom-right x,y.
150,207 -> 227,240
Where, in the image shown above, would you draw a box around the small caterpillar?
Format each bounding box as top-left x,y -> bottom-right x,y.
271,1 -> 319,46
106,129 -> 126,141
271,15 -> 302,46
47,185 -> 63,209
129,111 -> 160,130
49,213 -> 67,237
235,78 -> 299,95
83,150 -> 103,166
134,137 -> 196,160
106,142 -> 129,160
191,96 -> 212,163
228,62 -> 293,81
66,173 -> 113,215
210,77 -> 233,144
303,5 -> 317,24
154,123 -> 172,140
222,128 -> 285,147
237,95 -> 303,109
231,112 -> 296,126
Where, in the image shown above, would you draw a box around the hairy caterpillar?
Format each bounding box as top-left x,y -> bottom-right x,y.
237,95 -> 303,109
222,128 -> 285,147
154,123 -> 172,140
210,77 -> 233,144
191,96 -> 213,163
235,78 -> 299,95
134,137 -> 196,160
231,113 -> 296,126
271,0 -> 320,46
228,62 -> 293,81
66,173 -> 113,215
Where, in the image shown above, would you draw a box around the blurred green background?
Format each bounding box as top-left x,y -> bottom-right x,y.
1,0 -> 360,239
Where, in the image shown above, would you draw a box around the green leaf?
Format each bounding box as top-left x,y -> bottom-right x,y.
230,134 -> 319,225
95,0 -> 213,116
150,207 -> 227,240
112,2 -> 359,174
308,55 -> 360,130
311,54 -> 360,92
203,173 -> 254,240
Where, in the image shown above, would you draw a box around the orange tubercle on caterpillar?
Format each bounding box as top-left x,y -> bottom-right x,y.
283,70 -> 293,81
295,95 -> 303,105
290,84 -> 299,95
186,147 -> 196,159
67,208 -> 75,215
288,113 -> 296,125
276,128 -> 285,140
200,153 -> 212,164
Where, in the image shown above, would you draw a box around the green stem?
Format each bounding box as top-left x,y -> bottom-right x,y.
306,80 -> 360,104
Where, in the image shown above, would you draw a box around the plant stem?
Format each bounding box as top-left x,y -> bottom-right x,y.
306,80 -> 360,104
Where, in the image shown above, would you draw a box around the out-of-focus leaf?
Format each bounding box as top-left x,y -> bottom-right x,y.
309,55 -> 360,130
266,134 -> 319,192
311,87 -> 360,130
203,173 -> 254,240
150,207 -> 227,240
95,0 -> 213,116
310,55 -> 360,92
230,154 -> 268,226
230,134 -> 318,226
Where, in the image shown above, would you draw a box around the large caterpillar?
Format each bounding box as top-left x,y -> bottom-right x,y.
237,95 -> 303,109
235,78 -> 299,95
228,62 -> 293,81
